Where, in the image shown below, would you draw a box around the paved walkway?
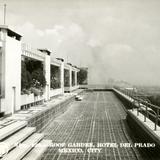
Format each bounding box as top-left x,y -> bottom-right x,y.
0,90 -> 83,160
42,91 -> 144,160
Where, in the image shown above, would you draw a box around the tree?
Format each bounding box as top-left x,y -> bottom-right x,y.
31,68 -> 46,88
50,65 -> 61,89
77,68 -> 88,85
64,69 -> 70,87
21,61 -> 32,90
21,59 -> 46,95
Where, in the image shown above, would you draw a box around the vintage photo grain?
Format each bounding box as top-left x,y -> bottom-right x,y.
0,0 -> 160,159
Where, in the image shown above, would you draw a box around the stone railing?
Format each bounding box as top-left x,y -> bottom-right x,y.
21,43 -> 46,61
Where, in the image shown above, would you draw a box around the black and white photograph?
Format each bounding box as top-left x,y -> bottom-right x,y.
0,0 -> 160,159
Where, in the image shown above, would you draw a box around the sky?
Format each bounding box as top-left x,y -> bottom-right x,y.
0,0 -> 160,85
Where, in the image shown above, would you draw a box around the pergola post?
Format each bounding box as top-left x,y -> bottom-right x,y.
74,66 -> 80,89
39,49 -> 51,101
44,54 -> 50,101
75,71 -> 77,86
69,65 -> 72,88
60,60 -> 64,94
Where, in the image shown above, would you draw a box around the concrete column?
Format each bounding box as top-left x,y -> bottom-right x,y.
0,27 -> 22,114
44,54 -> 50,101
69,66 -> 72,88
75,71 -> 77,86
60,61 -> 64,94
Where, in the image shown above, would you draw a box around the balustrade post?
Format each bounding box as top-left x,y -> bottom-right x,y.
75,71 -> 77,86
155,117 -> 157,131
132,100 -> 134,111
154,108 -> 159,131
137,101 -> 140,116
60,61 -> 64,94
144,102 -> 147,122
44,51 -> 51,101
69,66 -> 72,88
157,108 -> 159,129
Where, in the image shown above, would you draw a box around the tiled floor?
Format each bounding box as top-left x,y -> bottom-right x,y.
42,92 -> 144,160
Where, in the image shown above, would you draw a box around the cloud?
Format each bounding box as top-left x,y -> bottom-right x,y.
15,21 -> 89,64
87,39 -> 101,48
36,29 -> 44,37
6,0 -> 160,86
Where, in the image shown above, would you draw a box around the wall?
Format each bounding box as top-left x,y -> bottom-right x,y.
113,89 -> 133,110
21,94 -> 44,106
50,88 -> 63,98
1,36 -> 21,114
113,88 -> 160,154
27,91 -> 84,131
21,93 -> 34,106
60,62 -> 64,93
127,111 -> 160,155
70,85 -> 79,91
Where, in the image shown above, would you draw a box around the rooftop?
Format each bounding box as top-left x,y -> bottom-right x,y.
0,25 -> 22,41
38,49 -> 51,55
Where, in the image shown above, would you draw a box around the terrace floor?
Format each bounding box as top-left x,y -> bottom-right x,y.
41,91 -> 151,160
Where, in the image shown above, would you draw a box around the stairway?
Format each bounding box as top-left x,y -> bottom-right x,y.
0,119 -> 51,160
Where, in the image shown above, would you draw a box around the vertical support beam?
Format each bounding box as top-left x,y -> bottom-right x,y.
75,71 -> 77,86
69,65 -> 72,89
60,61 -> 64,94
44,54 -> 50,101
11,86 -> 16,114
0,27 -> 22,114
39,49 -> 51,101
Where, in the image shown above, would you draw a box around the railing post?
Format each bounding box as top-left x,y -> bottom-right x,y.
155,108 -> 159,131
155,116 -> 157,131
147,103 -> 149,118
137,101 -> 140,116
144,102 -> 147,122
157,108 -> 159,130
132,100 -> 134,111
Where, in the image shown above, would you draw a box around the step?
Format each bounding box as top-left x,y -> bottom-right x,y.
2,133 -> 44,160
0,121 -> 27,141
0,127 -> 36,157
0,119 -> 15,126
7,116 -> 27,120
22,139 -> 52,160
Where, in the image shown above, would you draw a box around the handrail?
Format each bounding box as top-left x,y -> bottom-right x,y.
114,86 -> 160,131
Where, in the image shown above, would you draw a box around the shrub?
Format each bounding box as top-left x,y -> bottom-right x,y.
30,87 -> 41,96
31,69 -> 46,88
50,65 -> 61,89
21,61 -> 32,90
64,69 -> 70,87
21,59 -> 46,95
77,68 -> 88,85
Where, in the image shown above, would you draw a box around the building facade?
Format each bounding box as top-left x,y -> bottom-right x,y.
0,26 -> 80,116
